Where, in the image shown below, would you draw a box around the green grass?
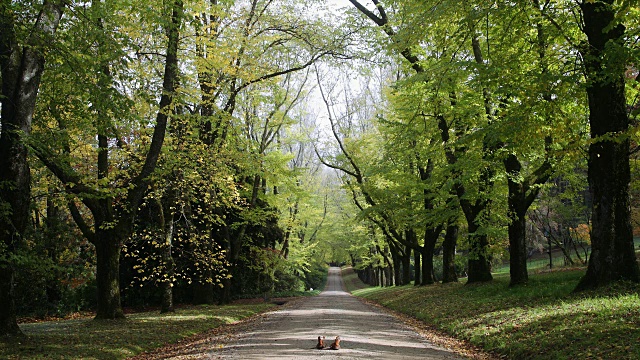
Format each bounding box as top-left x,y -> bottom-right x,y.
0,303 -> 275,359
348,269 -> 640,360
493,253 -> 589,274
342,267 -> 370,293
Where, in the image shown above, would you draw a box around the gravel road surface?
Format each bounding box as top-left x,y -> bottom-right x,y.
208,267 -> 467,359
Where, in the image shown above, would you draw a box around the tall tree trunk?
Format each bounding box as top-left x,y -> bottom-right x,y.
502,137 -> 552,287
160,212 -> 175,313
384,265 -> 393,287
502,3 -> 554,287
464,35 -> 495,284
420,247 -> 434,285
421,228 -> 439,285
438,112 -> 492,284
94,230 -> 125,319
504,151 -> 554,287
406,229 -> 420,285
94,0 -> 183,318
442,223 -> 459,283
548,234 -> 553,270
505,155 -> 529,286
466,222 -> 493,283
0,0 -> 64,336
401,244 -> 411,285
0,265 -> 19,336
413,248 -> 421,286
507,209 -> 528,285
391,248 -> 401,286
576,0 -> 640,290
281,189 -> 300,259
437,94 -> 493,285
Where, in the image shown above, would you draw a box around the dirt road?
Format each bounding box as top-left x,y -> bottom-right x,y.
206,267 -> 467,359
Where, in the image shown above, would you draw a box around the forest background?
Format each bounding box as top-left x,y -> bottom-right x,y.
1,0 -> 639,339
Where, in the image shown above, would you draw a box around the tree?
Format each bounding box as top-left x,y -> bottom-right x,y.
189,0 -> 348,303
575,0 -> 640,289
346,0 -> 498,283
30,0 -> 183,319
0,0 -> 65,336
462,0 -> 573,286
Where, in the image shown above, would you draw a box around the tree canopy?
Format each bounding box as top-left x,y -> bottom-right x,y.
1,0 -> 639,337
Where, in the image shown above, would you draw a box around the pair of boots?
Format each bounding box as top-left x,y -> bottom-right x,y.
315,336 -> 340,350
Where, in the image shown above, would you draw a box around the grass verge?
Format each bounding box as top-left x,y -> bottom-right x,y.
1,303 -> 275,359
346,268 -> 640,360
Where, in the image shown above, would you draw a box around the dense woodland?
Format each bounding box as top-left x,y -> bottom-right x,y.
1,0 -> 639,338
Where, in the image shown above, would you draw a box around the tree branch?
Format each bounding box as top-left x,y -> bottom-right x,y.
126,0 -> 183,213
67,199 -> 96,243
348,0 -> 425,73
347,0 -> 385,26
313,143 -> 359,178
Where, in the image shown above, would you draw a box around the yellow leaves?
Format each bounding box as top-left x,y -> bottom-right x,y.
569,224 -> 591,244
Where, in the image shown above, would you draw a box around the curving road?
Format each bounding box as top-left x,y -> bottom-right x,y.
210,267 -> 467,359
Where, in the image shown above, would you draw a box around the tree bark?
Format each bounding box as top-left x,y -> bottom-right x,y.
0,265 -> 20,336
437,106 -> 493,284
405,229 -> 419,285
466,226 -> 493,283
505,154 -> 529,286
93,231 -> 125,319
416,159 -> 442,285
218,174 -> 261,304
464,35 -> 495,284
421,228 -> 439,285
576,0 -> 640,290
391,245 -> 401,286
413,247 -> 421,286
388,243 -> 401,286
160,205 -> 175,313
0,0 -> 64,336
401,244 -> 411,285
442,223 -> 459,283
507,201 -> 528,285
504,151 -> 551,287
384,264 -> 393,287
440,118 -> 492,284
456,162 -> 493,284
